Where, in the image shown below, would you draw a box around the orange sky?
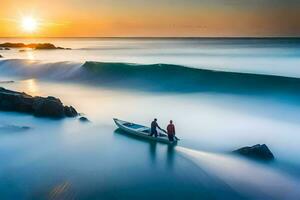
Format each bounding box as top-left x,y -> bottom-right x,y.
0,0 -> 300,37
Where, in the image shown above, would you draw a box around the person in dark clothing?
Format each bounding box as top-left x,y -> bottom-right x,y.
150,118 -> 162,137
167,120 -> 175,141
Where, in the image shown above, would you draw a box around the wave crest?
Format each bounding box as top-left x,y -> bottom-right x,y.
1,59 -> 300,94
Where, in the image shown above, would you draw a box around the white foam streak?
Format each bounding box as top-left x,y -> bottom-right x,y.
0,59 -> 82,80
176,146 -> 300,200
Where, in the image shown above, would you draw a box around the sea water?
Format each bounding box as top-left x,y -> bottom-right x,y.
0,38 -> 300,199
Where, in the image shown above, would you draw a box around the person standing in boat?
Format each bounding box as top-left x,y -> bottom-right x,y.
167,120 -> 176,141
150,118 -> 163,137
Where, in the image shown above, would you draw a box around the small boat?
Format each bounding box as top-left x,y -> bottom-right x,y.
113,118 -> 178,144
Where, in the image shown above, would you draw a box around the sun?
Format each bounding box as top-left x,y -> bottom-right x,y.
21,17 -> 38,33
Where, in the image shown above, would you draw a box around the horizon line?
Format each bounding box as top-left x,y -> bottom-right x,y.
1,36 -> 300,39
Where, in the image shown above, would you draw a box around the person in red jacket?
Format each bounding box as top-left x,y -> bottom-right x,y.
167,120 -> 175,141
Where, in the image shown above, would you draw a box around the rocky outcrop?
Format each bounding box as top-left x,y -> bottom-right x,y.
233,144 -> 274,161
0,81 -> 14,83
0,42 -> 70,50
79,116 -> 89,122
33,96 -> 65,118
31,43 -> 58,49
0,87 -> 78,118
64,106 -> 78,117
0,54 -> 3,58
0,43 -> 25,48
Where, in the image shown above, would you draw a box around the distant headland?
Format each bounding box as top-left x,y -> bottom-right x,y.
0,42 -> 71,50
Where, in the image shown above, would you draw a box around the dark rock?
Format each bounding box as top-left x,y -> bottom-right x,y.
0,42 -> 69,50
20,126 -> 31,130
33,96 -> 65,118
0,88 -> 29,111
233,144 -> 274,161
64,106 -> 78,117
79,116 -> 89,122
17,95 -> 35,113
0,87 -> 78,118
0,54 -> 2,58
0,43 -> 26,48
0,81 -> 14,83
32,43 -> 56,49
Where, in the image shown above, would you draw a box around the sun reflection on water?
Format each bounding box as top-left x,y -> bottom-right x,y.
26,50 -> 35,60
21,79 -> 39,96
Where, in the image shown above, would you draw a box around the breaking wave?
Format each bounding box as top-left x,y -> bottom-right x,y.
1,59 -> 300,95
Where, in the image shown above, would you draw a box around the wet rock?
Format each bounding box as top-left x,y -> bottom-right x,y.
233,144 -> 274,161
79,116 -> 89,122
33,43 -> 57,49
20,126 -> 31,130
0,43 -> 25,48
33,96 -> 65,118
0,81 -> 14,83
0,42 -> 69,50
64,106 -> 78,117
0,87 -> 78,118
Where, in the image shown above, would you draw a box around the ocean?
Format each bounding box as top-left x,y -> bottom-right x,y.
0,38 -> 300,199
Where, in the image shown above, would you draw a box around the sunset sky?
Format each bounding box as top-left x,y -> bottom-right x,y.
0,0 -> 300,37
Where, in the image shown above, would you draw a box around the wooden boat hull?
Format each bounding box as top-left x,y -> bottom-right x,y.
113,118 -> 177,144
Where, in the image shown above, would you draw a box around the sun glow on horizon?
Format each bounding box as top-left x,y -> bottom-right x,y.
21,17 -> 38,33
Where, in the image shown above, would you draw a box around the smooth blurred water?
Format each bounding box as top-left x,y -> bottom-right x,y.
1,37 -> 300,77
1,38 -> 300,199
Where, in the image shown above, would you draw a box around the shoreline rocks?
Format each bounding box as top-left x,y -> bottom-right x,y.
0,54 -> 3,58
0,42 -> 70,50
64,106 -> 78,117
233,144 -> 274,161
0,87 -> 78,118
0,81 -> 14,84
79,116 -> 89,122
